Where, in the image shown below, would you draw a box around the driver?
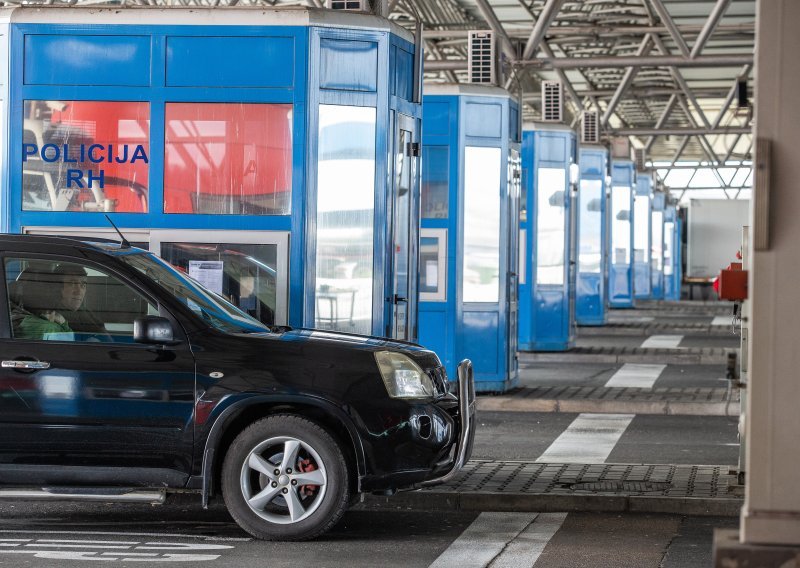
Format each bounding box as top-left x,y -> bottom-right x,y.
51,264 -> 108,336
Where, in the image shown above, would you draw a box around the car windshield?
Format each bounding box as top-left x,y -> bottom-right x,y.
117,251 -> 270,334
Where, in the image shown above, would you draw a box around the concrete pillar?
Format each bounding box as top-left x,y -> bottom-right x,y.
741,0 -> 800,546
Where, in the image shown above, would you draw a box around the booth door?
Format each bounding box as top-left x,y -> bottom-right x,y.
150,231 -> 289,327
506,150 -> 521,375
389,114 -> 418,341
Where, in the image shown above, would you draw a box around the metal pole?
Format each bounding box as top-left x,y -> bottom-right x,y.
522,0 -> 567,60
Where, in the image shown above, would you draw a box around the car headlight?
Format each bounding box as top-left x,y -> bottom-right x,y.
374,351 -> 434,399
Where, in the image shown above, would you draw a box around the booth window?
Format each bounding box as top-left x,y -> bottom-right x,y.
463,146 -> 501,303
633,195 -> 650,263
536,167 -> 567,285
578,179 -> 603,274
314,105 -> 376,335
419,229 -> 447,302
612,186 -> 632,265
22,100 -> 150,213
164,103 -> 292,215
664,221 -> 674,275
651,211 -> 664,271
421,145 -> 448,218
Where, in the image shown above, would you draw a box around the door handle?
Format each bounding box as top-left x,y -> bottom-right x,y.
394,295 -> 408,304
2,360 -> 51,370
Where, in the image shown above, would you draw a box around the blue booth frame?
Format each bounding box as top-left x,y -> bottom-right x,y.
518,123 -> 577,352
664,204 -> 682,301
608,160 -> 636,308
650,192 -> 666,299
633,173 -> 652,299
419,84 -> 520,392
0,7 -> 424,342
575,145 -> 608,326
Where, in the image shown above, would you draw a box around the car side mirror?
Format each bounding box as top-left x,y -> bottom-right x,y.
134,316 -> 175,345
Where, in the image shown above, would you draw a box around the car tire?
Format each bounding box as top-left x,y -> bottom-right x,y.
221,414 -> 351,541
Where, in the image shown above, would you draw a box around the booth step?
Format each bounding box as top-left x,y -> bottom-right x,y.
477,386 -> 739,416
362,461 -> 741,517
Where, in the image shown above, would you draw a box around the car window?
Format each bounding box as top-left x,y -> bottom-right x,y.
4,257 -> 158,343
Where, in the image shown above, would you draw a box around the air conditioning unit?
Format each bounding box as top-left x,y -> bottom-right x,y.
611,137 -> 632,160
541,80 -> 563,122
327,0 -> 368,11
635,148 -> 648,171
468,31 -> 496,85
581,111 -> 599,144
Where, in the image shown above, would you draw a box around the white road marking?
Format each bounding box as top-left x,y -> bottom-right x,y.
605,363 -> 667,388
490,513 -> 567,568
712,315 -> 732,326
0,530 -> 250,542
536,413 -> 635,463
428,512 -> 536,568
640,334 -> 683,349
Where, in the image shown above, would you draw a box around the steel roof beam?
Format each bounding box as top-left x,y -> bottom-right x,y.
521,0 -> 567,61
601,35 -> 652,126
691,0 -> 733,58
644,93 -> 678,153
648,0 -> 690,58
423,54 -> 753,71
608,126 -> 750,136
712,64 -> 752,129
473,0 -> 516,60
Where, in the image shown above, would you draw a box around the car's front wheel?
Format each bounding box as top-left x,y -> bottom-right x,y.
221,414 -> 350,540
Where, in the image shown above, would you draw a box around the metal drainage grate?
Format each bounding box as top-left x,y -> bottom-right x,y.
569,481 -> 672,493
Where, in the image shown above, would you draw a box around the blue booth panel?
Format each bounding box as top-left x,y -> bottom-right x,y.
664,205 -> 682,301
518,124 -> 577,351
5,8 -> 422,345
650,192 -> 666,299
419,85 -> 519,393
609,160 -> 635,308
633,175 -> 652,299
576,145 -> 608,326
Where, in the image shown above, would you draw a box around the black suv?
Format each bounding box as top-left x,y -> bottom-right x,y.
0,235 -> 475,540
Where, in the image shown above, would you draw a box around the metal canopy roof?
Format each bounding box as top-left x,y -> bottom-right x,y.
0,0 -> 755,198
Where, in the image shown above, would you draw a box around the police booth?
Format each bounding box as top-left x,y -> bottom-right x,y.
575,145 -> 608,326
650,191 -> 666,300
664,204 -> 682,301
608,160 -> 636,308
0,6 -> 423,341
418,84 -> 520,392
518,123 -> 577,351
633,173 -> 652,299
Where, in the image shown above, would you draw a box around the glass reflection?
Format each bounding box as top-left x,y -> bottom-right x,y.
578,179 -> 603,273
536,168 -> 567,285
664,221 -> 674,275
315,105 -> 376,334
633,196 -> 650,263
159,242 -> 278,326
22,100 -> 150,212
422,146 -> 448,218
612,186 -> 632,265
463,146 -> 501,303
420,236 -> 440,296
164,103 -> 292,215
652,211 -> 664,271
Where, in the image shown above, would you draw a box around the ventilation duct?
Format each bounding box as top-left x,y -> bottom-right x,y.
468,31 -> 496,85
611,137 -> 632,160
581,111 -> 599,144
635,148 -> 648,171
541,81 -> 563,122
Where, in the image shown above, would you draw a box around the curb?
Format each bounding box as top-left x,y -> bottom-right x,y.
360,492 -> 742,517
521,352 -> 729,365
476,397 -> 737,416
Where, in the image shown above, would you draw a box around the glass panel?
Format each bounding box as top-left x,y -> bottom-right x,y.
611,185 -> 632,265
421,145 -> 448,218
633,195 -> 650,263
5,257 -> 156,342
536,168 -> 567,285
664,221 -> 674,275
578,179 -> 603,274
159,242 -> 278,326
392,127 -> 411,339
22,100 -> 149,212
651,211 -> 664,271
315,105 -> 376,334
463,146 -> 501,303
164,103 -> 292,215
419,231 -> 446,301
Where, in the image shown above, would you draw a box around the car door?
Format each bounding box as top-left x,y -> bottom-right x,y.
0,253 -> 196,487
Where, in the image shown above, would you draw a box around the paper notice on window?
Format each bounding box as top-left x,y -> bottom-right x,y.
425,260 -> 439,288
188,261 -> 224,295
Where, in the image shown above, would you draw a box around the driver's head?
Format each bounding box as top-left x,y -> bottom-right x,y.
53,264 -> 88,311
